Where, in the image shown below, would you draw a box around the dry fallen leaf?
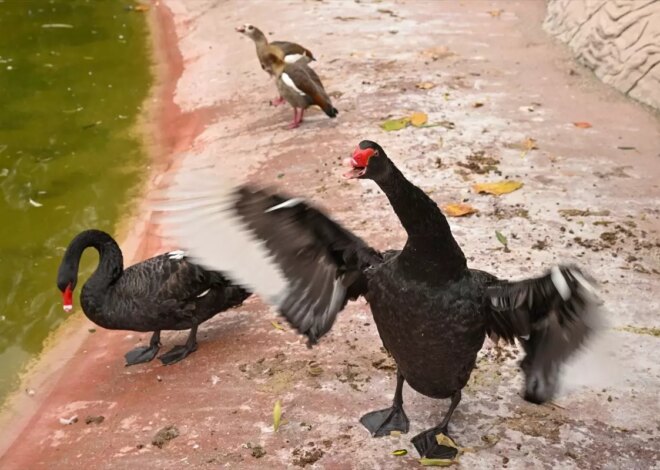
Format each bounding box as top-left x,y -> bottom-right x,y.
442,203 -> 478,217
380,117 -> 410,131
488,9 -> 503,17
419,457 -> 455,466
420,46 -> 454,61
271,321 -> 285,330
416,81 -> 436,90
415,82 -> 436,90
472,180 -> 523,195
520,137 -> 538,157
473,102 -> 484,108
410,112 -> 428,127
573,121 -> 592,129
273,400 -> 282,432
133,4 -> 150,12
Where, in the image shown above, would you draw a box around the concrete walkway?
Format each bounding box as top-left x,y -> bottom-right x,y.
1,1 -> 658,468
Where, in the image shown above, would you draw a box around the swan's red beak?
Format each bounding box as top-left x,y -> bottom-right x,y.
343,147 -> 375,179
63,283 -> 73,313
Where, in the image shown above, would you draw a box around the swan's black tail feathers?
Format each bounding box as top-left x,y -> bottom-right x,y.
486,265 -> 603,403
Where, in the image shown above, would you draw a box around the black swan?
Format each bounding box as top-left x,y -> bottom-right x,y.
56,229 -> 250,366
159,140 -> 601,459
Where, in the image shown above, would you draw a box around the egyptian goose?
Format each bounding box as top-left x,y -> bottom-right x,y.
267,49 -> 338,128
236,23 -> 315,106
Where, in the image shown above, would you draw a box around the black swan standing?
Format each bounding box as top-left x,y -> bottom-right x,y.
56,229 -> 250,366
159,140 -> 601,459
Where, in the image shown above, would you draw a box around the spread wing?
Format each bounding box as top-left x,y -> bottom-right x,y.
156,168 -> 379,344
484,265 -> 603,402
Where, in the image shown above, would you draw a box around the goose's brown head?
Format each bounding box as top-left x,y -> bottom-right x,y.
344,140 -> 389,181
235,24 -> 265,42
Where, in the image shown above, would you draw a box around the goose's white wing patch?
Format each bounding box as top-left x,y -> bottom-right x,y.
281,73 -> 307,96
284,53 -> 305,64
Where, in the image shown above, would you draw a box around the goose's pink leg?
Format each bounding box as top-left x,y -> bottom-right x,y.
288,108 -> 300,129
270,95 -> 285,106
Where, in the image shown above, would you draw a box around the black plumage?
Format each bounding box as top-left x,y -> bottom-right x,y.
56,229 -> 250,365
161,140 -> 601,459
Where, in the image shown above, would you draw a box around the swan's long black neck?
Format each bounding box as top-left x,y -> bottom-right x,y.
62,230 -> 124,320
374,160 -> 466,276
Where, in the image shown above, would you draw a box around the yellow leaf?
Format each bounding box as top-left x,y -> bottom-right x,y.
416,81 -> 436,90
436,433 -> 459,449
442,203 -> 478,217
488,9 -> 503,17
133,4 -> 149,11
380,117 -> 410,131
273,400 -> 282,432
271,321 -> 285,330
472,180 -> 523,196
410,112 -> 428,127
573,121 -> 592,128
419,457 -> 455,466
392,449 -> 408,456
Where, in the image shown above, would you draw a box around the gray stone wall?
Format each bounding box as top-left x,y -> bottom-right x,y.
544,0 -> 660,111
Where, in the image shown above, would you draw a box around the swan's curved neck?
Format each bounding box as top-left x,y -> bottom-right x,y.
62,230 -> 123,317
374,159 -> 466,274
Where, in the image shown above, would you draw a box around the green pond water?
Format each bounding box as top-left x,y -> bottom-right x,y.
0,1 -> 151,404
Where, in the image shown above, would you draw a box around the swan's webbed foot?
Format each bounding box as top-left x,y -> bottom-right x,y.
360,405 -> 409,437
360,368 -> 409,436
411,426 -> 459,460
158,343 -> 197,365
124,331 -> 161,366
158,323 -> 198,365
411,390 -> 462,460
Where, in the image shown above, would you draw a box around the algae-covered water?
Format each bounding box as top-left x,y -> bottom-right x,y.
0,1 -> 151,404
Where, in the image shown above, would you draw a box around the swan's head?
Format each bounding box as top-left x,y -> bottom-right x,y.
57,267 -> 76,313
344,140 -> 390,181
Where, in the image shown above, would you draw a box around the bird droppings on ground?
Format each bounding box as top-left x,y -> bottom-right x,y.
84,416 -> 105,425
58,416 -> 78,426
151,425 -> 179,449
292,445 -> 325,467
246,442 -> 266,459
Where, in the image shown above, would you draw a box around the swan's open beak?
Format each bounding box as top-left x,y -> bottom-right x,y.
343,147 -> 374,179
63,284 -> 73,312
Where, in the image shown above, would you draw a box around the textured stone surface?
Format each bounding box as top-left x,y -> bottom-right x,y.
544,0 -> 660,110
